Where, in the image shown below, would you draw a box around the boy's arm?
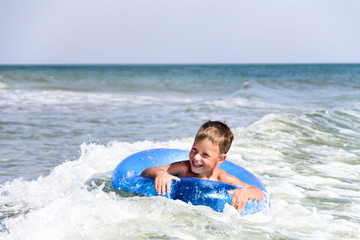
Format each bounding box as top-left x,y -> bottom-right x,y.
228,186 -> 264,212
141,161 -> 187,195
220,171 -> 264,212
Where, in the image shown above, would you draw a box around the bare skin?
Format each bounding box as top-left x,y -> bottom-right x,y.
141,138 -> 264,212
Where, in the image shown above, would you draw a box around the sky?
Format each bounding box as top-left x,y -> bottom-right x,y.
0,0 -> 359,64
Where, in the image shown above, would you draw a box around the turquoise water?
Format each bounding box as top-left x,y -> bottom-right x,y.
0,64 -> 359,239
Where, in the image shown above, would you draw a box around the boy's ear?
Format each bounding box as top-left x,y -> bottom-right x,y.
216,154 -> 226,166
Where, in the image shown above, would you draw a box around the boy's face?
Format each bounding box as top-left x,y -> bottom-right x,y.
189,138 -> 226,178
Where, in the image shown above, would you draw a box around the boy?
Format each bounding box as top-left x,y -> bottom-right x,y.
141,121 -> 264,212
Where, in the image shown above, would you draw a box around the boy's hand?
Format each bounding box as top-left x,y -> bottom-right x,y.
228,187 -> 263,212
154,170 -> 180,195
228,188 -> 249,212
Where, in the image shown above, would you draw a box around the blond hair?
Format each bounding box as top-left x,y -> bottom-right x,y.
194,121 -> 234,154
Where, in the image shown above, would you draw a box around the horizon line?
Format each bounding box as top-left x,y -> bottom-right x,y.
1,62 -> 360,66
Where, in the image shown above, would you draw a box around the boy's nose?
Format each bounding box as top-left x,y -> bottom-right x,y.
194,153 -> 201,161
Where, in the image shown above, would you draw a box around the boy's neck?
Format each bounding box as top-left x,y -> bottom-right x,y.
192,165 -> 221,181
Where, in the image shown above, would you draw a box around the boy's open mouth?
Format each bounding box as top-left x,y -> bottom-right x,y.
193,162 -> 203,168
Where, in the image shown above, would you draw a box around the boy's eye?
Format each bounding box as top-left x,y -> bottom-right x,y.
203,153 -> 210,158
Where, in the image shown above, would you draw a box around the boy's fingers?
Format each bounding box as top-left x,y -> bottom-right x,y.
161,182 -> 166,195
166,180 -> 171,193
233,198 -> 243,211
228,190 -> 236,206
239,202 -> 246,211
228,189 -> 246,212
154,179 -> 159,194
234,199 -> 245,212
155,177 -> 179,195
231,195 -> 237,207
156,179 -> 162,195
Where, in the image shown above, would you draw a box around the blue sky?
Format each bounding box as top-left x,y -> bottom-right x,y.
1,0 -> 359,64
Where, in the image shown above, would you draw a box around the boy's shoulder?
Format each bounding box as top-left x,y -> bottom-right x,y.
170,160 -> 190,167
169,160 -> 196,177
217,168 -> 230,180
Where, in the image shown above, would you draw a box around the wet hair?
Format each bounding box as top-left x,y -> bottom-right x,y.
194,121 -> 234,154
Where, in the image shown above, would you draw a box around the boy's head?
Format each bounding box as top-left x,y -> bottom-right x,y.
194,121 -> 234,154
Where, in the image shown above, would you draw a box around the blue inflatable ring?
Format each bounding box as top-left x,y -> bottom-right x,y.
111,148 -> 270,215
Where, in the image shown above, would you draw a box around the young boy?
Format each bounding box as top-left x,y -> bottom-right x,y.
141,121 -> 264,212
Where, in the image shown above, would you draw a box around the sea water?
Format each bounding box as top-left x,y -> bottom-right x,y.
0,64 -> 359,239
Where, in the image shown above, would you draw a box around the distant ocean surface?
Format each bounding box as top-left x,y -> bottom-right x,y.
0,64 -> 359,239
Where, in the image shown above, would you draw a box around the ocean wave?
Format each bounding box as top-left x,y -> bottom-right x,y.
0,89 -> 197,106
240,111 -> 360,163
0,139 -> 192,239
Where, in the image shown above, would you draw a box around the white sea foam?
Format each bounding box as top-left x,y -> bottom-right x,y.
1,89 -> 191,106
213,97 -> 288,111
0,139 -> 191,239
0,80 -> 7,89
0,88 -> 280,115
